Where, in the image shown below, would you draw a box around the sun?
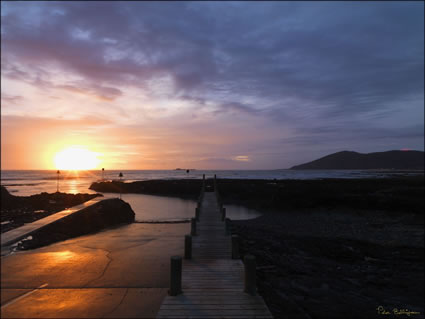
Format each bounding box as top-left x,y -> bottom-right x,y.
54,147 -> 100,170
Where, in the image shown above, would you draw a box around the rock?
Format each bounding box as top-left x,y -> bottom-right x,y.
321,283 -> 329,291
1,189 -> 102,234
1,186 -> 13,200
290,280 -> 310,294
17,198 -> 135,250
89,179 -> 202,199
257,265 -> 277,271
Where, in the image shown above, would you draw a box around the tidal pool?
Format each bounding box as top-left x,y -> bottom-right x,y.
102,193 -> 261,222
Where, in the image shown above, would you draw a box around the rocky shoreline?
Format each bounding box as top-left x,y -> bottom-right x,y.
216,176 -> 424,214
231,208 -> 423,318
1,186 -> 102,233
216,177 -> 424,318
90,176 -> 424,214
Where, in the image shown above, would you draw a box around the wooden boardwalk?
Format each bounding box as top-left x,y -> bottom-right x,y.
157,190 -> 273,318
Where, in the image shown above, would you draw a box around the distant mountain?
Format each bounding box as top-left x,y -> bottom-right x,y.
290,150 -> 424,170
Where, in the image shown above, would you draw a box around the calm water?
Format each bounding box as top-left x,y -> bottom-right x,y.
1,169 -> 421,222
102,193 -> 261,222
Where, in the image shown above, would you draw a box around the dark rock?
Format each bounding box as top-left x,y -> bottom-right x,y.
231,204 -> 424,319
215,176 -> 424,214
17,198 -> 135,250
89,179 -> 203,199
1,186 -> 13,200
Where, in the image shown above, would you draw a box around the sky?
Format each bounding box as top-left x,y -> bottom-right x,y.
1,1 -> 424,170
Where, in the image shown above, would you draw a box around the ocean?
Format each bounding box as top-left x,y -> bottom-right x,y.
1,169 -> 422,222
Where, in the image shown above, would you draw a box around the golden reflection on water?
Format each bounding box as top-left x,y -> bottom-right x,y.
68,179 -> 79,194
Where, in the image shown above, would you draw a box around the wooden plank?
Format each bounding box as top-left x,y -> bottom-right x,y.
160,306 -> 268,310
163,298 -> 266,303
158,316 -> 273,319
182,279 -> 243,282
163,302 -> 267,306
158,310 -> 272,316
163,301 -> 266,305
162,295 -> 265,300
175,292 -> 259,296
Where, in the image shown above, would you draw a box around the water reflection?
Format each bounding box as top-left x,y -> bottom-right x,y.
226,204 -> 262,220
102,193 -> 196,221
67,180 -> 79,194
45,250 -> 76,263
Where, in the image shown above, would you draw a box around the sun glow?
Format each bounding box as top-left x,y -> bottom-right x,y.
54,147 -> 100,170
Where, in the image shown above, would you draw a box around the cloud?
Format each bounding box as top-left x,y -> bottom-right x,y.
2,2 -> 423,115
1,1 -> 424,168
232,155 -> 251,162
56,84 -> 122,101
1,93 -> 23,105
1,115 -> 112,129
214,102 -> 260,116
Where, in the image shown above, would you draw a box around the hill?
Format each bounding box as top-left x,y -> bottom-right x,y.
290,150 -> 424,170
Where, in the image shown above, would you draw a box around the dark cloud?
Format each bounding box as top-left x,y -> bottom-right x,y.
213,102 -> 260,116
3,2 -> 422,107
